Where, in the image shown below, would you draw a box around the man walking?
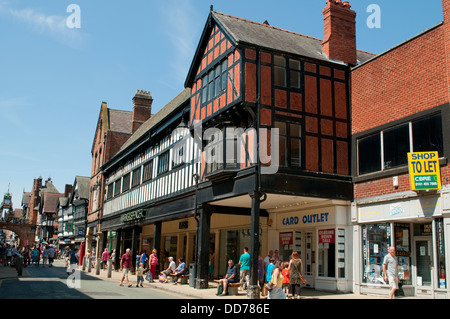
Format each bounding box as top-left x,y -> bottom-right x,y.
120,248 -> 132,287
238,247 -> 251,290
383,246 -> 399,299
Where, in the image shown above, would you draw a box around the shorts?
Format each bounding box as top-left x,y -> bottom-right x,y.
122,268 -> 130,276
388,275 -> 398,289
137,275 -> 144,283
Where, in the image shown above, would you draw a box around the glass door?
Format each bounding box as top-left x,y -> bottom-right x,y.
415,238 -> 433,291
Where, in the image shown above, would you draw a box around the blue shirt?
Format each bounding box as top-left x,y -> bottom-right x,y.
239,252 -> 251,271
176,262 -> 186,274
266,263 -> 274,282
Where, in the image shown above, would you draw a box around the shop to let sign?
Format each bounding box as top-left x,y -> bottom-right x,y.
407,152 -> 441,191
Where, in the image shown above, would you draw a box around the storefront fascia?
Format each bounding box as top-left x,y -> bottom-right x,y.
352,191 -> 450,298
271,200 -> 352,293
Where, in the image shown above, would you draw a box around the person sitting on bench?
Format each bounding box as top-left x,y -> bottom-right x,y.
218,260 -> 237,295
173,258 -> 187,285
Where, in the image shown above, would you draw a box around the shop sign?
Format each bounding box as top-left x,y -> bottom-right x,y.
110,231 -> 116,238
408,151 -> 441,191
319,229 -> 335,244
279,232 -> 293,245
121,209 -> 146,223
282,213 -> 330,226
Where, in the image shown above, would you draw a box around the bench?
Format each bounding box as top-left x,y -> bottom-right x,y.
167,273 -> 189,284
214,280 -> 242,295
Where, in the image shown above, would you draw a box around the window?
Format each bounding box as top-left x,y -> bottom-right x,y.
383,123 -> 409,169
436,218 -> 446,289
362,223 -> 391,284
275,120 -> 302,167
107,183 -> 114,200
274,55 -> 286,87
122,173 -> 130,192
412,113 -> 443,156
131,167 -> 141,188
201,58 -> 229,105
318,229 -> 335,278
113,179 -> 121,197
357,113 -> 443,175
289,59 -> 301,89
142,160 -> 153,182
394,223 -> 411,285
158,151 -> 170,175
205,128 -> 224,174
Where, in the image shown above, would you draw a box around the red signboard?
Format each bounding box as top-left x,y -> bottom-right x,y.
279,232 -> 293,245
319,229 -> 335,244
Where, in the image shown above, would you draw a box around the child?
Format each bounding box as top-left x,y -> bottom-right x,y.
136,263 -> 146,287
281,261 -> 290,296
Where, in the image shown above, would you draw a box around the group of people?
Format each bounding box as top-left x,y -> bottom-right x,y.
218,248 -> 305,299
117,248 -> 188,287
0,242 -> 58,268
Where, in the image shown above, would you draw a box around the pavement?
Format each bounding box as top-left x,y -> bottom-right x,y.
0,258 -> 389,299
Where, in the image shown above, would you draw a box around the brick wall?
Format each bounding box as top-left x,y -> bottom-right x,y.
352,11 -> 450,200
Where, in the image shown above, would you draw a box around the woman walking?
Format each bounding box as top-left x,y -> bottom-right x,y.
149,249 -> 158,282
268,261 -> 286,299
288,251 -> 303,299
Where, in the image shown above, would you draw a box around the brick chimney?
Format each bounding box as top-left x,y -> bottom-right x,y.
322,0 -> 357,65
132,90 -> 153,133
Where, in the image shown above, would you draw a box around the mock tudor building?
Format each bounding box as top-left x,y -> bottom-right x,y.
351,0 -> 450,298
98,1 -> 376,297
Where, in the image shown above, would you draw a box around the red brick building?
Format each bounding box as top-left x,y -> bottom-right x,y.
87,90 -> 152,255
351,0 -> 450,298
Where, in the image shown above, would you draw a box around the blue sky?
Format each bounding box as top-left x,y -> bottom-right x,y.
0,0 -> 445,209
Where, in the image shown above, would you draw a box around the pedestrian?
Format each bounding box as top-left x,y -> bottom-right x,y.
31,247 -> 40,267
217,260 -> 238,296
140,250 -> 148,268
281,261 -> 290,296
257,255 -> 264,290
267,261 -> 286,299
383,246 -> 399,299
265,257 -> 275,284
6,245 -> 12,266
273,250 -> 280,263
47,245 -> 55,267
149,249 -> 158,282
120,248 -> 132,287
67,247 -> 79,276
42,246 -> 48,267
288,251 -> 303,299
238,247 -> 251,291
208,250 -> 215,280
110,249 -> 116,270
101,248 -> 109,270
136,262 -> 146,287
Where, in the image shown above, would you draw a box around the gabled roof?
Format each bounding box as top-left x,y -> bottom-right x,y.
71,176 -> 90,201
41,193 -> 61,214
186,10 -> 376,86
21,192 -> 31,206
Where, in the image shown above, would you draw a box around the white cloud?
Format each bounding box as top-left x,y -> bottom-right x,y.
0,2 -> 87,49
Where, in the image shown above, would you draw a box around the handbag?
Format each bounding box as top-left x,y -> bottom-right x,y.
299,273 -> 306,285
264,281 -> 274,291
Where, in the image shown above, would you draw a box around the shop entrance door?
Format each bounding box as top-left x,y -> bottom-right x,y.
414,238 -> 433,297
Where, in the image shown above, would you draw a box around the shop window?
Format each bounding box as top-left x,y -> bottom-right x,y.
279,231 -> 302,261
435,218 -> 446,289
394,223 -> 411,285
362,223 -> 391,284
219,229 -> 251,277
163,236 -> 177,268
318,229 -> 335,278
305,232 -> 313,276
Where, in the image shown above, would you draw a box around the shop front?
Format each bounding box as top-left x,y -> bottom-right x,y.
352,194 -> 449,298
271,201 -> 352,292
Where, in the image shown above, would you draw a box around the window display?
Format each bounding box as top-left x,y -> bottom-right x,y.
362,223 -> 391,284
394,223 -> 411,285
318,229 -> 335,277
436,218 -> 446,289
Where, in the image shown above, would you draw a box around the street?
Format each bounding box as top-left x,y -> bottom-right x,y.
0,259 -> 184,299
